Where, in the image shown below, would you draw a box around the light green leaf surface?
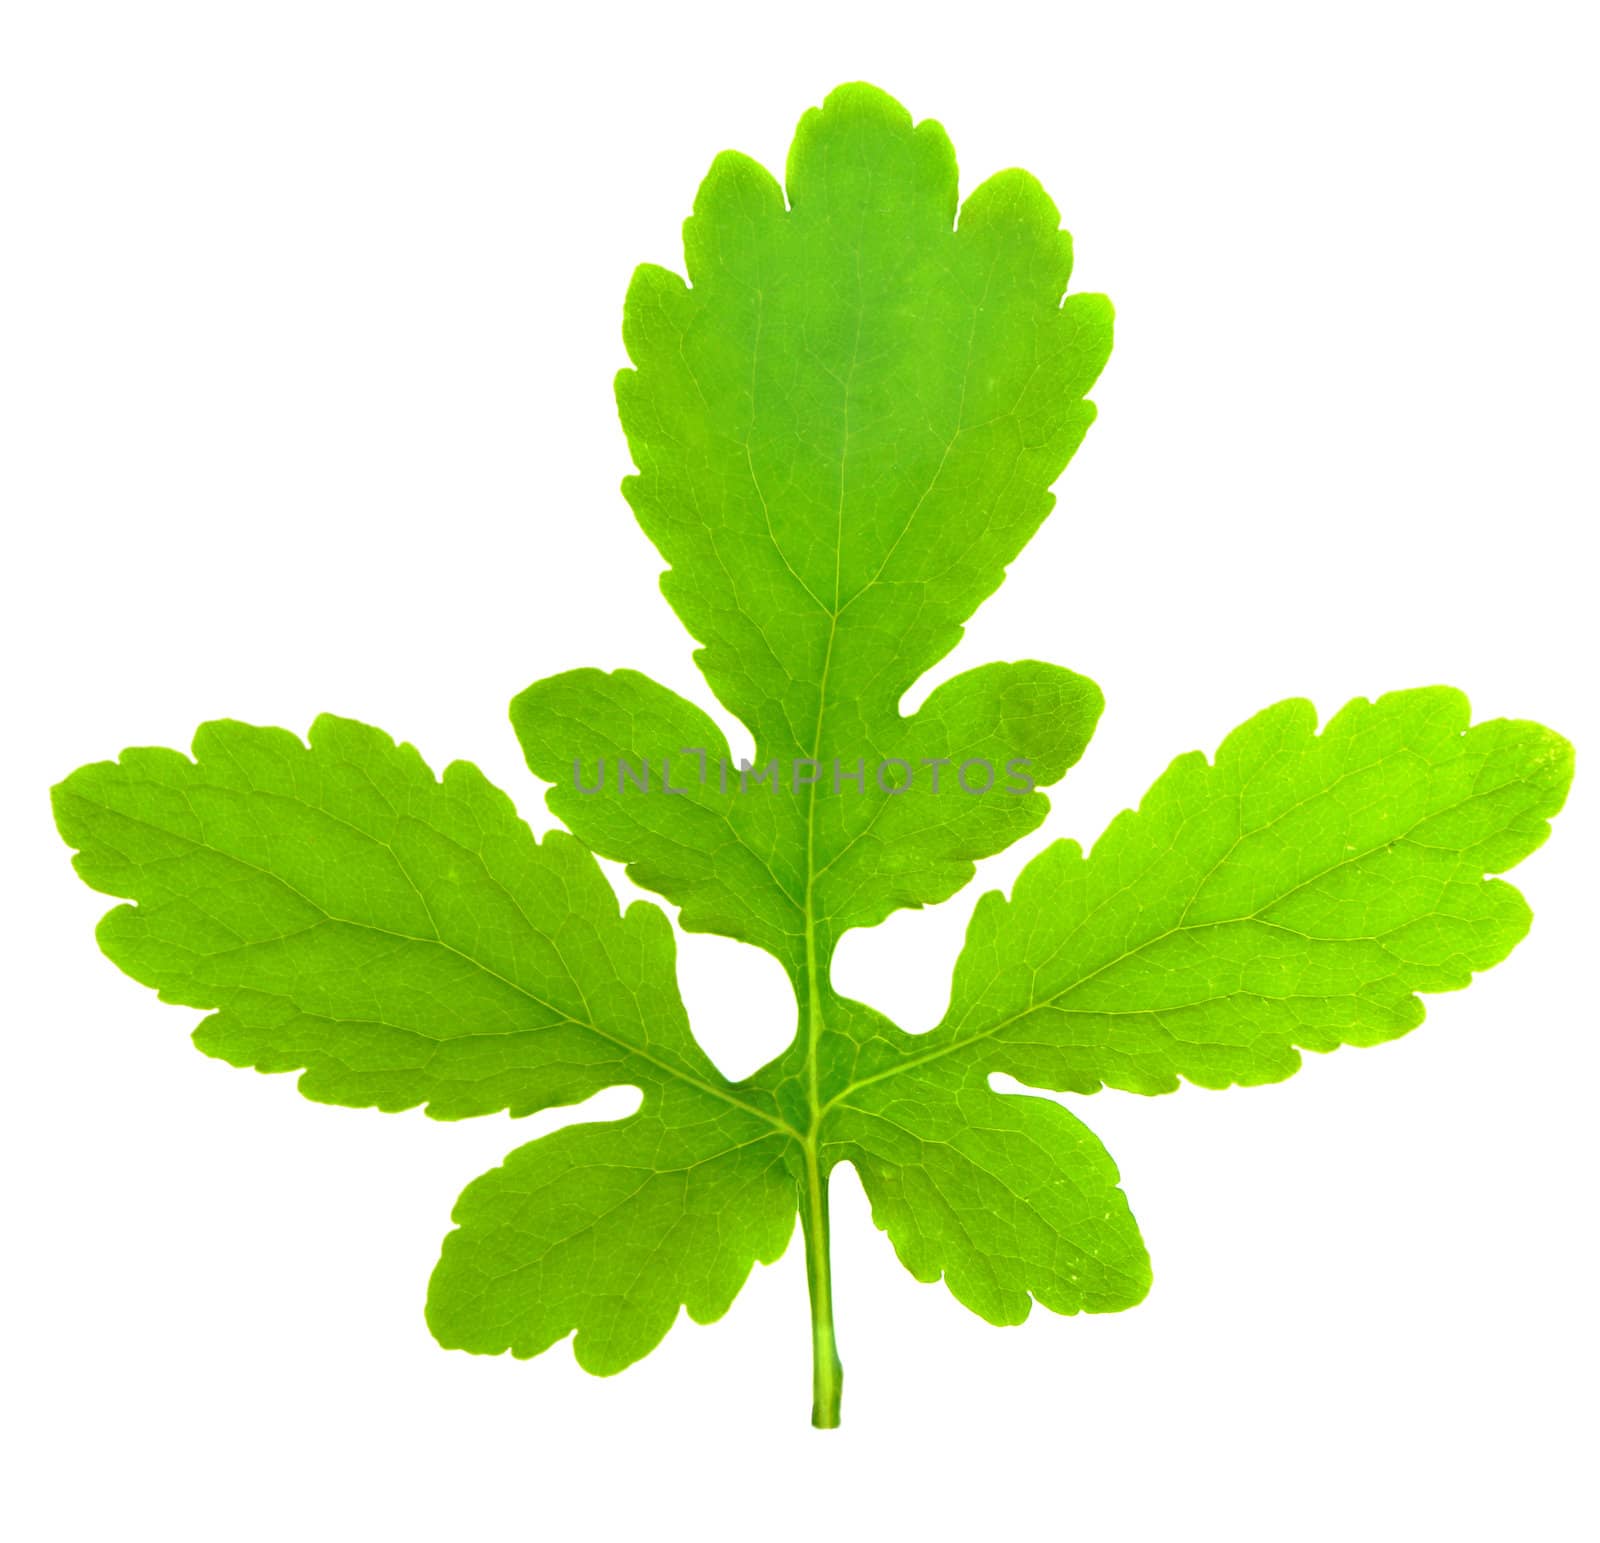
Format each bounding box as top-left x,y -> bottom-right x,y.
54,713 -> 803,1371
512,658 -> 1102,975
911,688 -> 1574,1097
616,87 -> 1111,762
824,1065 -> 1150,1325
428,1083 -> 796,1373
52,714 -> 748,1122
507,84 -> 1132,1413
52,82 -> 1574,1428
517,80 -> 1113,981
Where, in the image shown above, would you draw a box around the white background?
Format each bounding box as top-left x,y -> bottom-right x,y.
3,4 -> 1596,1539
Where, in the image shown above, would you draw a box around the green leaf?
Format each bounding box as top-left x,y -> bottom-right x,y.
51,82 -> 1574,1429
428,1083 -> 797,1373
511,659 -> 1103,976
53,714 -> 752,1122
619,87 -> 1109,759
550,78 -> 1112,978
55,713 -> 803,1367
824,1063 -> 1150,1325
914,688 -> 1574,1097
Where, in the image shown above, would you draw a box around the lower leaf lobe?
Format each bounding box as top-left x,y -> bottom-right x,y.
428,1084 -> 797,1373
825,1064 -> 1150,1324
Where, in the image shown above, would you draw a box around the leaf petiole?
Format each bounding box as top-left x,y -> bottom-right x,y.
800,1139 -> 843,1429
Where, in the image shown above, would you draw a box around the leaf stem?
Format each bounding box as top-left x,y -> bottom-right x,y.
800,1139 -> 843,1429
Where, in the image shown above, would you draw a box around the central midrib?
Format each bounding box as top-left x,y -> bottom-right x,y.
800,223 -> 865,1151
